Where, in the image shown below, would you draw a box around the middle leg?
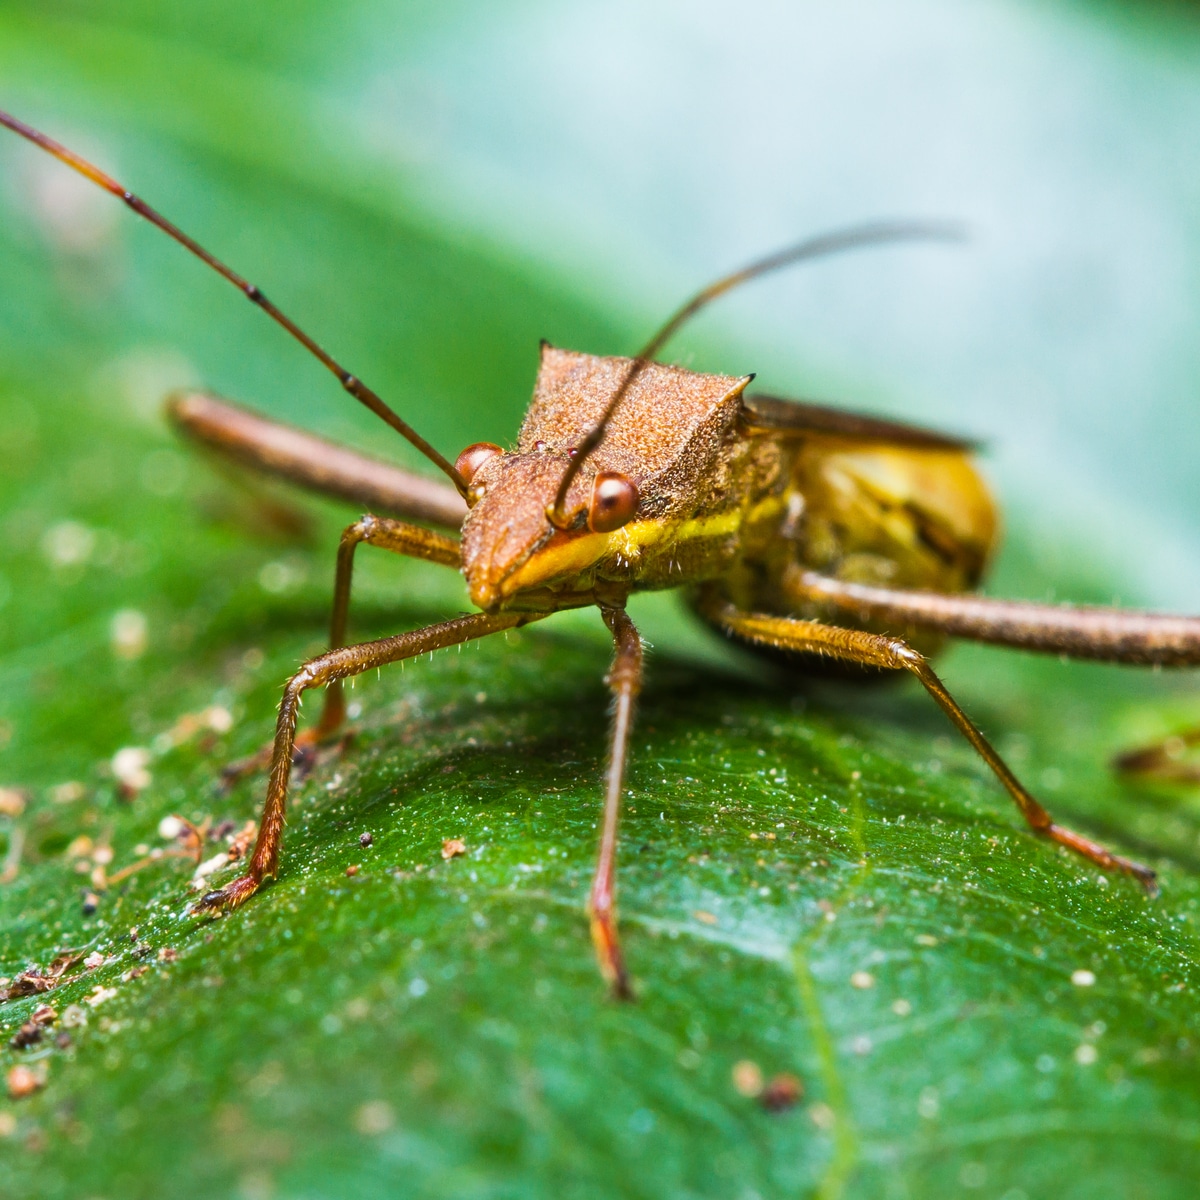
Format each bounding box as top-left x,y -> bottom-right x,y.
588,606 -> 644,1000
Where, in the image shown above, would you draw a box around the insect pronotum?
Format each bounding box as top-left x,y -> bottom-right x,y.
5,108 -> 1199,998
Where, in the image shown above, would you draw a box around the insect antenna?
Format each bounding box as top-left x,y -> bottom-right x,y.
549,219 -> 967,526
0,108 -> 468,497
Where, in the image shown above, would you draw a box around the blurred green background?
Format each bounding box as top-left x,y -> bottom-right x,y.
1,2 -> 1200,1197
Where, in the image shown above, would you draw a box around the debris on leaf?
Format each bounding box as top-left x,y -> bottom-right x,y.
441,839 -> 467,861
731,1060 -> 764,1098
84,985 -> 117,1008
354,1100 -> 394,1135
0,952 -> 85,1001
8,1005 -> 54,1049
157,947 -> 178,963
111,747 -> 152,796
60,1006 -> 87,1029
0,824 -> 24,884
6,1064 -> 45,1099
9,1022 -> 42,1050
48,781 -> 86,805
154,705 -> 234,753
65,836 -> 93,861
81,892 -> 100,916
359,832 -> 373,848
82,952 -> 106,970
0,788 -> 26,817
760,1073 -> 804,1113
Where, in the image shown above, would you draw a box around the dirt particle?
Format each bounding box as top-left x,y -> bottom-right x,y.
359,832 -> 373,848
808,1101 -> 836,1130
760,1073 -> 804,1113
49,781 -> 86,805
731,1059 -> 763,1098
81,892 -> 100,917
84,985 -> 117,1008
157,947 -> 178,963
6,1064 -> 45,1100
354,1100 -> 394,1135
0,788 -> 26,817
9,1023 -> 42,1050
60,1005 -> 87,1029
111,746 -> 152,795
441,839 -> 466,861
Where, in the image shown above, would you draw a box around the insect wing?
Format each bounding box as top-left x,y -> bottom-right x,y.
740,392 -> 977,451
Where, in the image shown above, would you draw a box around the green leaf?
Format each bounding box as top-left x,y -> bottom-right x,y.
1,4 -> 1200,1198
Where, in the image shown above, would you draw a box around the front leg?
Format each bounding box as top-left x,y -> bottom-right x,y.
195,610 -> 538,912
588,606 -> 644,1000
221,514 -> 461,784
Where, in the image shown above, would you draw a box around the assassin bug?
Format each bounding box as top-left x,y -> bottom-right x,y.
5,109 -> 1200,1000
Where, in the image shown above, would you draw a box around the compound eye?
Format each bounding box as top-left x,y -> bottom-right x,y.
588,471 -> 639,533
454,442 -> 503,491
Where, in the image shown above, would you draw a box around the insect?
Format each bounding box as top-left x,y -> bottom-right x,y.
5,108 -> 1200,999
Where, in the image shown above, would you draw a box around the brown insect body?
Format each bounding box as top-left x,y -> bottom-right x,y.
468,345 -> 997,664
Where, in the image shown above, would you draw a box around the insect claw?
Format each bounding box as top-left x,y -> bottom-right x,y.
190,873 -> 261,914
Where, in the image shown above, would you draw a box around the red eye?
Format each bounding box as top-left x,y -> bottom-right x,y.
588,471 -> 639,533
454,442 -> 503,487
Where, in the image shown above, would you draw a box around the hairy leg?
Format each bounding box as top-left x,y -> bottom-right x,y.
222,514 -> 461,783
698,589 -> 1156,891
588,606 -> 644,1000
196,610 -> 539,911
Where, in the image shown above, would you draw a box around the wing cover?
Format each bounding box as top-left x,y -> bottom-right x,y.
741,392 -> 977,451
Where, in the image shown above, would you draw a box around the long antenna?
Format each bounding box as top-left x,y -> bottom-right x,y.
549,219 -> 967,525
0,109 -> 468,497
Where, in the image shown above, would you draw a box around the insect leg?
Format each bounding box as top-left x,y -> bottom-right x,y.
316,516 -> 462,740
1113,730 -> 1200,784
221,515 -> 462,784
168,393 -> 466,531
785,568 -> 1200,789
698,589 -> 1157,892
589,606 -> 644,1000
195,610 -> 540,913
784,568 -> 1200,665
